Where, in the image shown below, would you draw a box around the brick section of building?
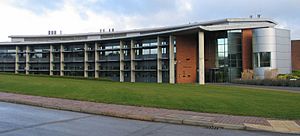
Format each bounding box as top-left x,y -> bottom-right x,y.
242,29 -> 253,71
292,40 -> 300,70
176,35 -> 197,83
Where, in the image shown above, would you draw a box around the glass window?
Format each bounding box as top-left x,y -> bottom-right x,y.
143,49 -> 149,55
254,52 -> 271,67
218,39 -> 225,45
260,52 -> 271,67
150,49 -> 157,54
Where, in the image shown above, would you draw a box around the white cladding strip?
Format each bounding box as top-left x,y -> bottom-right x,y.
0,23 -> 276,45
202,22 -> 275,31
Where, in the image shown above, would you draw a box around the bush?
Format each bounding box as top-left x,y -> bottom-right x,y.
277,71 -> 300,80
232,79 -> 300,87
0,72 -> 113,82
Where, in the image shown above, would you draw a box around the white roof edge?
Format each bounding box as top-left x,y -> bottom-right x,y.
8,18 -> 277,39
0,22 -> 278,46
1,26 -> 202,45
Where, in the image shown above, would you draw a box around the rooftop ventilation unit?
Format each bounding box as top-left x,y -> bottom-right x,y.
257,14 -> 261,18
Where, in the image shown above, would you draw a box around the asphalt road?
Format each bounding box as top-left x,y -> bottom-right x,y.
0,102 -> 295,136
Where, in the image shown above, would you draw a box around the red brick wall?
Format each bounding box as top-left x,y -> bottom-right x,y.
292,40 -> 300,70
176,35 -> 197,83
242,29 -> 253,70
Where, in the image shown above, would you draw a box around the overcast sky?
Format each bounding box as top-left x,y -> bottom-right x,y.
0,0 -> 299,41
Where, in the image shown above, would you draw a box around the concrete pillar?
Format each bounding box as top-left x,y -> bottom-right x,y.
120,41 -> 125,82
130,40 -> 136,82
94,43 -> 99,78
15,46 -> 19,74
84,43 -> 88,78
198,31 -> 205,85
157,36 -> 162,83
60,44 -> 64,76
49,45 -> 53,76
25,45 -> 29,75
169,35 -> 175,84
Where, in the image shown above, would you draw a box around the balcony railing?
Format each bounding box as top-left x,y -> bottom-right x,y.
99,56 -> 120,61
53,58 -> 60,62
135,55 -> 157,60
63,67 -> 84,71
53,67 -> 60,71
29,58 -> 50,62
29,68 -> 50,71
0,68 -> 15,71
52,49 -> 60,52
18,58 -> 26,62
135,66 -> 157,71
29,50 -> 50,53
64,57 -> 84,62
0,58 -> 15,62
63,49 -> 84,52
88,58 -> 95,62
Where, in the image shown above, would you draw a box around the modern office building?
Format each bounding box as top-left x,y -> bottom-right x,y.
0,18 -> 292,84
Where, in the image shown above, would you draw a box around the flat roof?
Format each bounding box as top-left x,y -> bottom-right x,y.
8,18 -> 277,39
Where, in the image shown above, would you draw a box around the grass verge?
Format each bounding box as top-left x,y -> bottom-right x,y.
0,73 -> 299,119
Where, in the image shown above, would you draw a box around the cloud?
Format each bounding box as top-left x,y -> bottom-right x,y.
9,0 -> 64,15
0,0 -> 299,42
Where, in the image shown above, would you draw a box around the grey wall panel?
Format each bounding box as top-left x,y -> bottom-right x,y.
253,36 -> 276,45
252,28 -> 291,78
275,28 -> 291,73
275,29 -> 290,38
278,68 -> 291,74
275,52 -> 291,60
276,37 -> 291,45
253,28 -> 276,37
276,60 -> 291,68
276,44 -> 291,52
253,44 -> 277,52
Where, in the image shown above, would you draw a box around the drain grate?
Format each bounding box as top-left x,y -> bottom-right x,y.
206,126 -> 222,130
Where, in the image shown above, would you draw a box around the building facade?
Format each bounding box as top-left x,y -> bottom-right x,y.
0,18 -> 292,84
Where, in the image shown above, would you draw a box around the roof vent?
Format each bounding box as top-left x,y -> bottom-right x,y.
257,14 -> 261,18
48,30 -> 58,35
249,15 -> 253,18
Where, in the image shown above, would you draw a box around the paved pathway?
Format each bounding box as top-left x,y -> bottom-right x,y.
0,92 -> 299,134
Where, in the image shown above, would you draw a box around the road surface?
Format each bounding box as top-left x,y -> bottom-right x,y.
0,102 -> 294,136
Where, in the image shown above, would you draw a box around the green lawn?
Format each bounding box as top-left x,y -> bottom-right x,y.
0,74 -> 300,120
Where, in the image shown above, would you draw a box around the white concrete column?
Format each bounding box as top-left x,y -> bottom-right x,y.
169,35 -> 175,84
84,43 -> 88,78
15,46 -> 19,74
94,43 -> 99,78
157,36 -> 162,83
60,44 -> 64,76
130,40 -> 136,82
198,31 -> 205,85
49,45 -> 53,76
25,45 -> 30,75
120,41 -> 125,82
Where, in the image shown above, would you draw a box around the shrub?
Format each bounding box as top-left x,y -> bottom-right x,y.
232,79 -> 300,87
0,72 -> 112,82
